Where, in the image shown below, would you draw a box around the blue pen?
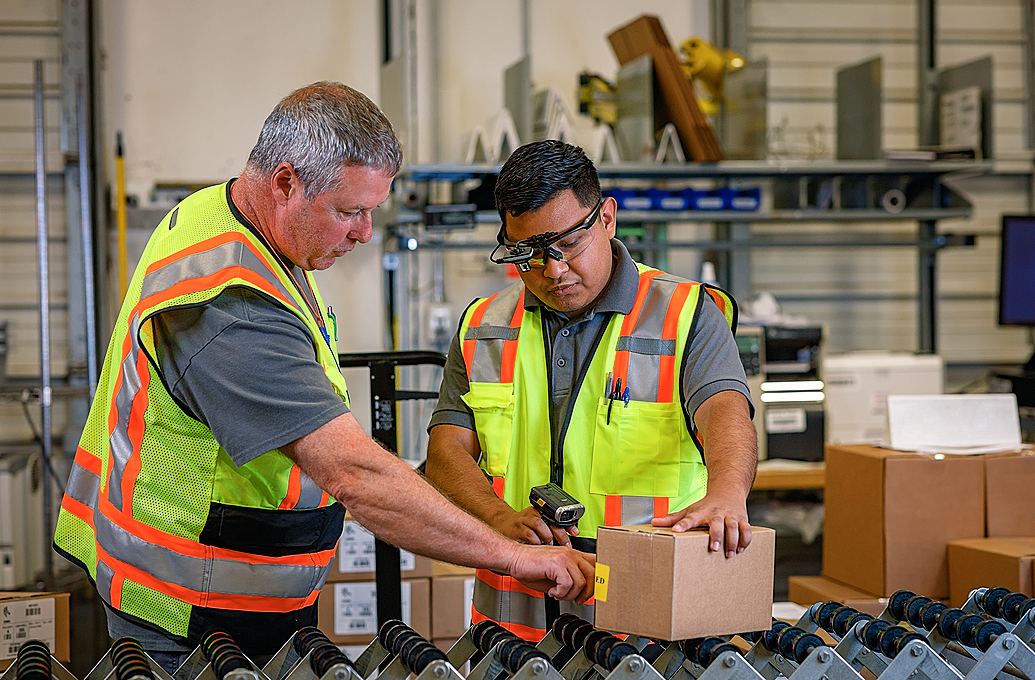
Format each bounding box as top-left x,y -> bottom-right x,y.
622,387 -> 630,407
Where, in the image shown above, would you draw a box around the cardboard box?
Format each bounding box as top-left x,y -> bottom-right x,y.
983,452 -> 1035,537
594,526 -> 775,639
317,578 -> 430,645
431,574 -> 475,639
787,575 -> 889,617
0,592 -> 70,669
948,537 -> 1035,607
328,519 -> 432,582
431,561 -> 475,578
823,444 -> 985,598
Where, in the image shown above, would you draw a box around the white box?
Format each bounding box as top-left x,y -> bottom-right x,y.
0,451 -> 44,590
823,353 -> 943,444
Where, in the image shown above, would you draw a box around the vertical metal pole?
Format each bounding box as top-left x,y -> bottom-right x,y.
33,60 -> 55,579
916,0 -> 938,353
78,77 -> 98,396
916,0 -> 938,146
1023,0 -> 1035,212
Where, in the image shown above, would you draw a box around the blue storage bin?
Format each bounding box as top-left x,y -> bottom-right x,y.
648,188 -> 691,211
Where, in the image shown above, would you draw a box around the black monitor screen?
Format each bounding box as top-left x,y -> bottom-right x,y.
999,215 -> 1035,326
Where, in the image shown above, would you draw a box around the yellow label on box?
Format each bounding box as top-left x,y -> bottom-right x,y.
594,563 -> 610,602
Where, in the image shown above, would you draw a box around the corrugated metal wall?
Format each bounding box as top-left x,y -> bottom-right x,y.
748,0 -> 1033,362
0,0 -> 69,441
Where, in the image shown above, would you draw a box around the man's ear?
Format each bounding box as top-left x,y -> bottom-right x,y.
601,196 -> 618,238
270,162 -> 301,207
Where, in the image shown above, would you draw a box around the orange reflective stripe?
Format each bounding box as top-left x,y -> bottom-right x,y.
279,466 -> 303,510
653,497 -> 670,518
121,349 -> 152,514
74,447 -> 101,476
109,571 -> 125,609
136,266 -> 293,319
61,495 -> 94,527
612,270 -> 661,383
656,282 -> 693,403
604,496 -> 623,526
462,295 -> 496,376
471,609 -> 546,641
491,477 -> 505,498
95,543 -> 320,612
319,490 -> 330,506
706,288 -> 727,316
145,232 -> 276,278
96,495 -> 335,567
475,568 -> 543,599
499,290 -> 525,383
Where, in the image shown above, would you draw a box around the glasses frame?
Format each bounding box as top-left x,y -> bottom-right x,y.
490,199 -> 605,272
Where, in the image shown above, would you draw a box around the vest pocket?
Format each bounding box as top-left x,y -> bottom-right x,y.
590,398 -> 682,497
461,383 -> 516,477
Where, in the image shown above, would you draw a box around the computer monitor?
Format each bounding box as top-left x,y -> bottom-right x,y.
998,214 -> 1035,371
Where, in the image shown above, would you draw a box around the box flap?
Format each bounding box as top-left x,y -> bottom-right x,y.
949,537 -> 1035,558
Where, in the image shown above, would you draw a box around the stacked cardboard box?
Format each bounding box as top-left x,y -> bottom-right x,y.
318,518 -> 432,647
429,561 -> 475,650
947,537 -> 1035,606
799,446 -> 1035,610
0,592 -> 70,670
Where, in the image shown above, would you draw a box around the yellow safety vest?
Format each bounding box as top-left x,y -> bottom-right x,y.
459,264 -> 736,640
53,182 -> 348,655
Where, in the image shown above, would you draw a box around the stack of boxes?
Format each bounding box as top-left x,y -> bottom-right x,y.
789,445 -> 1035,610
0,592 -> 70,670
316,516 -> 476,655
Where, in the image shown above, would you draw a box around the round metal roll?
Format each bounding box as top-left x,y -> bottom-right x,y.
110,637 -> 155,680
696,639 -> 738,668
859,620 -> 891,653
638,643 -> 665,663
775,627 -> 805,658
763,621 -> 790,651
888,590 -> 918,621
201,631 -> 251,680
563,620 -> 597,652
904,596 -> 932,627
403,641 -> 447,675
830,607 -> 865,637
378,619 -> 411,651
1006,596 -> 1035,624
790,632 -> 824,663
978,587 -> 1011,618
958,617 -> 1005,651
551,613 -> 584,640
813,602 -> 843,631
936,608 -> 967,639
582,630 -> 614,665
918,601 -> 948,630
15,641 -> 52,680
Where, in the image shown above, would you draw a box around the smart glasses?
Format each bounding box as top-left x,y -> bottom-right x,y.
490,199 -> 603,273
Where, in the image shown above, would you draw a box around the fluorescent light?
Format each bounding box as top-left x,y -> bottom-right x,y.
761,391 -> 825,404
761,380 -> 825,392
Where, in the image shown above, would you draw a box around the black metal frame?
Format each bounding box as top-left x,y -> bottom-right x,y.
336,350 -> 447,627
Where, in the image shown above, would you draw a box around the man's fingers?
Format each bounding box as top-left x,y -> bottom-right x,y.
548,559 -> 575,599
724,517 -> 739,558
651,511 -> 680,527
550,525 -> 572,547
577,554 -> 596,603
567,525 -> 580,536
672,510 -> 704,533
738,520 -> 752,553
522,527 -> 543,545
707,516 -> 724,552
531,519 -> 556,545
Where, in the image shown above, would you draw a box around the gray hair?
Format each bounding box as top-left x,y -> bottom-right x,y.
246,81 -> 402,199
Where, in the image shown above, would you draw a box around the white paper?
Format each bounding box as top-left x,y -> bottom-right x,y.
772,601 -> 807,622
766,408 -> 807,434
1,597 -> 55,659
462,577 -> 475,630
338,521 -> 416,573
885,394 -> 1022,452
332,581 -> 412,637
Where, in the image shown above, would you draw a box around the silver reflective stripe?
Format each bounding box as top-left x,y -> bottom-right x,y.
140,239 -> 295,307
96,560 -> 116,604
468,284 -> 525,384
296,472 -> 324,509
65,463 -> 99,509
615,336 -> 675,356
620,496 -> 655,525
472,580 -> 594,636
107,313 -> 142,510
94,510 -> 322,598
470,339 -> 508,384
464,326 -> 520,341
625,351 -> 659,402
473,579 -> 546,631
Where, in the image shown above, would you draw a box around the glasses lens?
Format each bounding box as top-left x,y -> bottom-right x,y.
494,199 -> 602,269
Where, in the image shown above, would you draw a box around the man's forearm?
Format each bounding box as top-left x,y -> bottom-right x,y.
284,414 -> 518,572
425,424 -> 516,525
697,391 -> 757,496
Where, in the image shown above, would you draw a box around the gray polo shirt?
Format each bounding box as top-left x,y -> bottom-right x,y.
430,240 -> 753,465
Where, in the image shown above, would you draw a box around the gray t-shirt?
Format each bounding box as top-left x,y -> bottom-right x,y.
429,240 -> 753,464
107,279 -> 349,650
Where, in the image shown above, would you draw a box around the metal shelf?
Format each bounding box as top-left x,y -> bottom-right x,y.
399,159 -> 998,181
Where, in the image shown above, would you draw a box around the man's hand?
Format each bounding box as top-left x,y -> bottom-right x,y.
652,490 -> 751,558
494,506 -> 579,547
506,544 -> 596,602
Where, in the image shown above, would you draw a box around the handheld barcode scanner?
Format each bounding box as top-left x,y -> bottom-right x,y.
529,483 -> 585,528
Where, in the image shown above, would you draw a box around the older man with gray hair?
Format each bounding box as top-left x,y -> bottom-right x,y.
53,82 -> 595,671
